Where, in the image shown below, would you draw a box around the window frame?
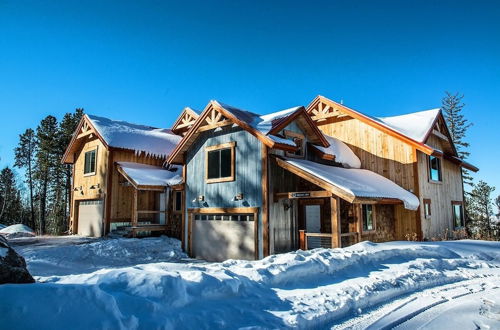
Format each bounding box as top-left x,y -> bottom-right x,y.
451,201 -> 465,228
428,155 -> 443,183
83,148 -> 97,176
205,141 -> 236,184
423,198 -> 432,219
173,190 -> 183,213
284,130 -> 305,159
361,204 -> 376,233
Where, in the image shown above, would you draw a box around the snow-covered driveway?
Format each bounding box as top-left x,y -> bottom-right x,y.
1,237 -> 499,329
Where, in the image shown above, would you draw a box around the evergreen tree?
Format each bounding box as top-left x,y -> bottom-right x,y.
0,167 -> 23,225
35,115 -> 59,235
467,180 -> 495,238
495,195 -> 500,217
441,92 -> 473,186
14,128 -> 37,229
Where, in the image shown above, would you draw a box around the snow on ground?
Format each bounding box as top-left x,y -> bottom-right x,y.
0,224 -> 35,238
0,239 -> 499,329
11,235 -> 187,276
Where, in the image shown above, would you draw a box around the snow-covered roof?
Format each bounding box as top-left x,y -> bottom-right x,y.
279,158 -> 419,210
116,162 -> 183,188
216,102 -> 302,136
376,108 -> 441,143
87,115 -> 182,158
311,134 -> 361,168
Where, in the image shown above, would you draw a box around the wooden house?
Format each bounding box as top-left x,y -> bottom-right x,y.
167,99 -> 448,261
62,114 -> 185,238
63,95 -> 478,262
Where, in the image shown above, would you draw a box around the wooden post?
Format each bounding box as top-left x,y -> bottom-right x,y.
356,204 -> 363,243
299,230 -> 306,250
261,145 -> 269,257
132,189 -> 138,237
330,197 -> 341,248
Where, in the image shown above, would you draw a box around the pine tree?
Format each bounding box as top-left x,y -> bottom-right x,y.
467,180 -> 495,238
441,92 -> 473,186
35,115 -> 59,235
495,195 -> 500,217
14,128 -> 37,229
0,167 -> 23,226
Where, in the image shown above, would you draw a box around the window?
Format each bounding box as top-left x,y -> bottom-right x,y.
423,199 -> 432,219
194,214 -> 254,221
205,142 -> 235,183
173,191 -> 182,212
452,202 -> 464,228
84,149 -> 97,175
284,130 -> 305,158
428,155 -> 442,182
362,204 -> 375,232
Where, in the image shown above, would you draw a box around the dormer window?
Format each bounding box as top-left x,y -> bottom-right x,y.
284,130 -> 305,158
428,155 -> 442,182
84,149 -> 97,176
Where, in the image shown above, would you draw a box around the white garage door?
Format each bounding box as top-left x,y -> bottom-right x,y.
78,200 -> 104,237
192,213 -> 255,261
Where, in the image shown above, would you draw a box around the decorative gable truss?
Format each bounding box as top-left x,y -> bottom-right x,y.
197,107 -> 233,132
308,98 -> 353,125
171,107 -> 200,136
76,119 -> 97,140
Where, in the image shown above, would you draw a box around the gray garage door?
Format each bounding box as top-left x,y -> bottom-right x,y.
192,213 -> 255,261
78,199 -> 104,237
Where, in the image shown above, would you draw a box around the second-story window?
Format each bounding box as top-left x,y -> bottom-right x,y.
428,155 -> 442,182
84,149 -> 97,175
205,142 -> 235,183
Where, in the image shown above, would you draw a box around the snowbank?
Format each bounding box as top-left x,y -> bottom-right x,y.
16,236 -> 186,277
0,223 -> 6,230
1,240 -> 499,329
0,224 -> 35,238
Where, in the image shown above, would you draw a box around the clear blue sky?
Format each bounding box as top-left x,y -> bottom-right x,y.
1,1 -> 499,199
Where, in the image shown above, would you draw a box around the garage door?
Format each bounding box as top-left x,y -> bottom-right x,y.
192,213 -> 256,261
78,200 -> 104,237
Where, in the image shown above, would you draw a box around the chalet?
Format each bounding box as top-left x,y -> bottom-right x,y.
63,95 -> 478,262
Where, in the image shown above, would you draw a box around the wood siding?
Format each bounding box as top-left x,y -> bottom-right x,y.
184,127 -> 263,257
316,119 -> 419,239
417,134 -> 464,238
70,137 -> 109,233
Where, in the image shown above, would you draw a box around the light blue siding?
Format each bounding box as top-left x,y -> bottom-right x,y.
184,126 -> 263,257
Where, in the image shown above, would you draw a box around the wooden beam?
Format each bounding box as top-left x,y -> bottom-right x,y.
331,197 -> 341,248
432,129 -> 449,141
274,157 -> 356,203
274,190 -> 333,200
197,119 -> 233,133
132,189 -> 138,237
262,145 -> 269,257
76,129 -> 95,140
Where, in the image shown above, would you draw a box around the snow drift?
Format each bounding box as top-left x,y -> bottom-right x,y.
1,239 -> 499,329
0,224 -> 35,239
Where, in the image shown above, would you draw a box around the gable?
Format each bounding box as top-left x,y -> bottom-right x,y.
307,95 -> 435,155
62,115 -> 108,164
167,101 -> 315,164
171,107 -> 200,136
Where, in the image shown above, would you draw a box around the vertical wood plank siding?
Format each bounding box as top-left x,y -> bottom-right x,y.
418,135 -> 464,238
185,127 -> 263,257
316,119 -> 418,240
